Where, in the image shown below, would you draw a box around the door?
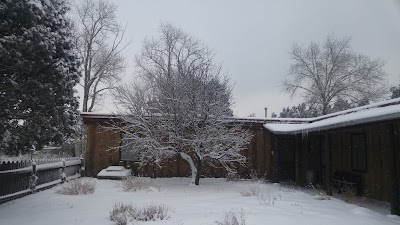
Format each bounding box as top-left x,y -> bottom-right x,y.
278,137 -> 296,181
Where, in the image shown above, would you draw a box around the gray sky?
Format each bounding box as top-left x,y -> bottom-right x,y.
88,0 -> 400,117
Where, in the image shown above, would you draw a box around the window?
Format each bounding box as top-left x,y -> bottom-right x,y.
351,133 -> 367,172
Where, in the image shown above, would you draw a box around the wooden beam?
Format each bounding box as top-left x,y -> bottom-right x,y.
295,135 -> 300,184
325,134 -> 332,196
273,135 -> 279,183
386,123 -> 399,215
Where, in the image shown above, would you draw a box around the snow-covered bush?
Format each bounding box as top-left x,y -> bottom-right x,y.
117,176 -> 161,192
257,192 -> 272,205
313,192 -> 331,201
240,184 -> 260,197
226,172 -> 240,182
56,179 -> 96,195
110,203 -> 131,225
110,202 -> 171,225
215,209 -> 247,225
248,170 -> 266,182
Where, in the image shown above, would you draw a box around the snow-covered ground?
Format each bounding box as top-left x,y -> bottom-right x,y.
0,177 -> 399,225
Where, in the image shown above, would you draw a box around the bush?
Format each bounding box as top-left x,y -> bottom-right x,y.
118,176 -> 161,192
110,202 -> 171,225
110,203 -> 131,225
56,179 -> 96,195
240,184 -> 260,197
215,209 -> 247,225
248,170 -> 266,182
313,192 -> 331,200
343,186 -> 357,203
332,184 -> 357,203
226,172 -> 240,182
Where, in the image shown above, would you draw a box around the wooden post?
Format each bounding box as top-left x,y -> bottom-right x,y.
295,135 -> 301,185
61,159 -> 66,183
79,157 -> 84,176
30,163 -> 38,192
324,134 -> 332,196
273,135 -> 279,183
387,124 -> 399,215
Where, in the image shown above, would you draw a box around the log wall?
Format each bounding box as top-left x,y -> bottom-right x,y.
299,120 -> 400,202
84,122 -> 272,179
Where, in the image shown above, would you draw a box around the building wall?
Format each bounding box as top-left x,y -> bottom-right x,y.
307,120 -> 400,202
293,119 -> 400,203
84,122 -> 273,179
85,124 -> 121,177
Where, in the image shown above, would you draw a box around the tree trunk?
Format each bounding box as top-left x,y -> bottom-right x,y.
195,159 -> 202,185
179,152 -> 197,184
322,102 -> 329,115
83,87 -> 89,112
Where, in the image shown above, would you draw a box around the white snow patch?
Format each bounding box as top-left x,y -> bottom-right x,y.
0,178 -> 397,225
265,103 -> 400,134
97,166 -> 131,179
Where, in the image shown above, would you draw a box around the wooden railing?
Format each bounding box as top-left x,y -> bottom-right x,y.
0,157 -> 82,203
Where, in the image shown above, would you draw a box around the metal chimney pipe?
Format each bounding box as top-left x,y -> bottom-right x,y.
264,107 -> 268,118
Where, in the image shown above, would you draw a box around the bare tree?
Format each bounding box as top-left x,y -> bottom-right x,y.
283,35 -> 388,115
75,0 -> 129,112
112,23 -> 252,185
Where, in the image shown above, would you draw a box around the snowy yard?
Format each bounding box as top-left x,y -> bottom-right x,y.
0,177 -> 399,225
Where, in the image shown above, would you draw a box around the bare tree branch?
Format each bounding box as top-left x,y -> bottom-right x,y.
283,35 -> 388,115
111,23 -> 252,185
75,0 -> 131,112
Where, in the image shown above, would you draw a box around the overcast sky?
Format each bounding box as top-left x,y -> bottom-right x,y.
86,0 -> 400,117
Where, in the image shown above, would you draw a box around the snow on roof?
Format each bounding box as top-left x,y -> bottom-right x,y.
264,98 -> 400,135
81,113 -> 310,124
80,98 -> 400,131
80,112 -> 119,119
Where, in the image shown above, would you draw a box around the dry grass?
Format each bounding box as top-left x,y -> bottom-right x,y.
110,202 -> 171,225
240,184 -> 260,197
333,184 -> 358,203
342,186 -> 357,203
226,172 -> 240,182
117,176 -> 162,192
56,179 -> 96,195
313,192 -> 331,200
215,209 -> 247,225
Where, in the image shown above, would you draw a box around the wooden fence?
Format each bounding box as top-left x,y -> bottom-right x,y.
0,157 -> 82,203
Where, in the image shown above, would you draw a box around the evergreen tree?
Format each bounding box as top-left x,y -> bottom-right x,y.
279,103 -> 319,118
0,0 -> 80,155
391,84 -> 400,99
331,98 -> 352,113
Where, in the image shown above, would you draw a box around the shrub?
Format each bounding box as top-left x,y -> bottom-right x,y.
118,176 -> 161,192
248,170 -> 266,182
332,184 -> 357,203
110,202 -> 171,225
56,179 -> 96,195
215,209 -> 247,225
257,192 -> 272,205
110,203 -> 131,225
343,186 -> 357,203
240,184 -> 260,197
226,172 -> 240,182
313,192 -> 331,200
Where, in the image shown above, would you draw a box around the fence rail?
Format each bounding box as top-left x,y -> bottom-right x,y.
0,157 -> 82,203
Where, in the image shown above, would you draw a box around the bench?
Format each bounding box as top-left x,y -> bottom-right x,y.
332,171 -> 362,195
